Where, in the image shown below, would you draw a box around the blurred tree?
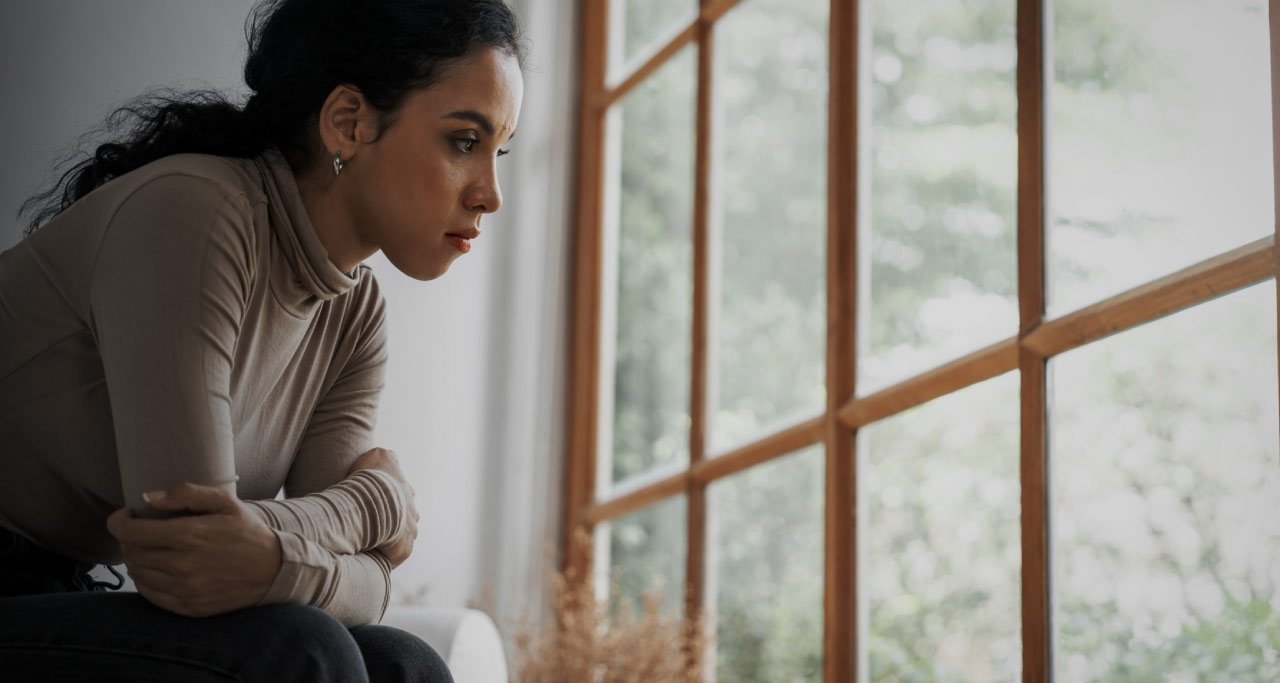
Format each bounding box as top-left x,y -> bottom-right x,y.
608,46 -> 695,485
597,0 -> 1279,681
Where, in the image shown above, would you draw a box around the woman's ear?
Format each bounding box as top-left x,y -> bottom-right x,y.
316,84 -> 379,158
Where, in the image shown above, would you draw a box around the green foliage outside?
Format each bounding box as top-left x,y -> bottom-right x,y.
608,46 -> 696,485
862,374 -> 1022,682
600,0 -> 1279,681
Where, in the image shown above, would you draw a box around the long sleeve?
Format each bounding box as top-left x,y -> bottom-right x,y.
257,531 -> 393,627
90,174 -> 254,513
248,274 -> 401,625
245,468 -> 406,556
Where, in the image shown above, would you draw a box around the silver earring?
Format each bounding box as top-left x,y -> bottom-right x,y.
332,153 -> 345,176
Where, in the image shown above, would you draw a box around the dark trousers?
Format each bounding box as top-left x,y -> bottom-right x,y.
0,529 -> 454,682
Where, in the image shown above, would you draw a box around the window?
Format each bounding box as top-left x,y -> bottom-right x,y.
565,0 -> 1279,680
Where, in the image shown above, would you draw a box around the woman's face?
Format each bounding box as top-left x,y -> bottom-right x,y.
346,47 -> 523,281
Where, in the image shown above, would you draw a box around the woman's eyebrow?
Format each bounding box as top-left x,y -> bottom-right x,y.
441,110 -> 515,142
442,110 -> 495,136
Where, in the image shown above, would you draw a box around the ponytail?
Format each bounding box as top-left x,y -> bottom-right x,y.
19,90 -> 270,236
19,0 -> 524,237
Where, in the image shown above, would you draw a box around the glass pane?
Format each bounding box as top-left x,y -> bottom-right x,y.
602,46 -> 697,487
608,0 -> 698,79
710,446 -> 824,681
709,0 -> 829,453
1048,0 -> 1273,315
861,0 -> 1019,395
598,495 -> 688,618
861,372 -> 1022,682
1051,282 -> 1280,680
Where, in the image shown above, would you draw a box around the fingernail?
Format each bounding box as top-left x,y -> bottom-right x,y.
142,490 -> 166,503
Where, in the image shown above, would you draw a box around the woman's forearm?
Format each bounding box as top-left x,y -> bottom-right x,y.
244,468 -> 407,555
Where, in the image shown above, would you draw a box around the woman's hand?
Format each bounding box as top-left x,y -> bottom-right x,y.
346,447 -> 419,569
106,483 -> 282,618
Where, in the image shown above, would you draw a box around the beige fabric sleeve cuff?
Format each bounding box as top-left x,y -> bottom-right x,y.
256,529 -> 392,626
245,469 -> 406,555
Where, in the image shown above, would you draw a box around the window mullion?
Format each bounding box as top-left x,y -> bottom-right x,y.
564,0 -> 611,582
686,2 -> 715,671
825,0 -> 859,681
1016,0 -> 1050,681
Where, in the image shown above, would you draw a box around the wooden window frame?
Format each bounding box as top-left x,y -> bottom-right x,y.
563,1 -> 1280,681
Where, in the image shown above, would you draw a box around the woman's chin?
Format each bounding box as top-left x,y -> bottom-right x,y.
405,266 -> 448,282
414,259 -> 455,282
386,251 -> 452,281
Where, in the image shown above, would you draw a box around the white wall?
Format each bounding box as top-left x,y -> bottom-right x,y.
0,0 -> 576,632
0,0 -> 253,251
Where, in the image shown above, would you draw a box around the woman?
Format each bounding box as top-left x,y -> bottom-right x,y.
0,0 -> 523,680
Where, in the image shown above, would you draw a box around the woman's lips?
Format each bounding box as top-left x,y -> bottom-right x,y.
447,235 -> 472,253
446,228 -> 479,254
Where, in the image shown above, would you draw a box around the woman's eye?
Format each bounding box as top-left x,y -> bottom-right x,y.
454,138 -> 478,153
497,148 -> 510,157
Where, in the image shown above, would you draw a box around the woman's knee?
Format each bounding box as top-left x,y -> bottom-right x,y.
238,604 -> 368,683
348,624 -> 454,683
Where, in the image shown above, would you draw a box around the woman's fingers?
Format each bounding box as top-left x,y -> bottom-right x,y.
128,556 -> 218,616
349,447 -> 419,560
125,535 -> 271,617
111,498 -> 278,620
105,506 -> 132,539
108,508 -> 196,549
127,562 -> 180,593
347,447 -> 396,477
122,544 -> 189,577
109,482 -> 243,549
143,482 -> 238,515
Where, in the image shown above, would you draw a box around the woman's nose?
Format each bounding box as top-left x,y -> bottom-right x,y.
467,169 -> 502,214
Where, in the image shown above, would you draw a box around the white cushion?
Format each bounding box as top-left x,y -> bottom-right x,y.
381,606 -> 508,683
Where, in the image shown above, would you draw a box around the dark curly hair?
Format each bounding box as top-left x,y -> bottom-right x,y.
19,0 -> 525,237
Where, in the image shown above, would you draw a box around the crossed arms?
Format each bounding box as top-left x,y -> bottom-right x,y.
91,175 -> 415,626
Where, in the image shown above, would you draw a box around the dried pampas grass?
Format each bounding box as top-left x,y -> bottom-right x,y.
511,533 -> 710,683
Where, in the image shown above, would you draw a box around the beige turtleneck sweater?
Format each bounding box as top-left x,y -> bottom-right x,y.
0,148 -> 406,626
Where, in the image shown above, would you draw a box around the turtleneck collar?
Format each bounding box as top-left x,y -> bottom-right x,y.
253,147 -> 358,304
